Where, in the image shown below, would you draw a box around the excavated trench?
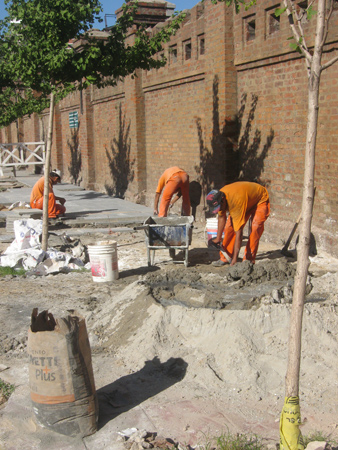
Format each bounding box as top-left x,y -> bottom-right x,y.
144,258 -> 298,310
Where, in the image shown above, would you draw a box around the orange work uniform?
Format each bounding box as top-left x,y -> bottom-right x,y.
30,176 -> 66,218
218,181 -> 270,263
156,167 -> 191,217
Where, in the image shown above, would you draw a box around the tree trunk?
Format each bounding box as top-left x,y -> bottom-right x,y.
280,2 -> 325,448
285,78 -> 319,398
41,92 -> 55,252
285,0 -> 324,400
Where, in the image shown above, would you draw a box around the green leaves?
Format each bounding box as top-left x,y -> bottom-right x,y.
306,5 -> 317,20
0,88 -> 50,127
287,36 -> 303,54
0,0 -> 186,125
275,7 -> 287,17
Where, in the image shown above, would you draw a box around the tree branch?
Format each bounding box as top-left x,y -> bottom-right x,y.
283,0 -> 313,66
320,0 -> 334,48
290,0 -> 312,58
322,54 -> 338,70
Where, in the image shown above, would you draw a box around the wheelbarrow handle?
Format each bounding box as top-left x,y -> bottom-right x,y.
133,225 -> 149,231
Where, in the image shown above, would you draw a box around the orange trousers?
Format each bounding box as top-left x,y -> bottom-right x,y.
159,172 -> 191,217
220,201 -> 270,263
30,193 -> 66,218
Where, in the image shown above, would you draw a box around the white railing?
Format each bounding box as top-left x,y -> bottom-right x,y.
0,142 -> 45,176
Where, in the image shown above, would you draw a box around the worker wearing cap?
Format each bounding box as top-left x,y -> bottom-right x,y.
30,169 -> 66,218
154,167 -> 191,217
206,181 -> 270,266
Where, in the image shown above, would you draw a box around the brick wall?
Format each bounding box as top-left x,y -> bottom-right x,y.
1,0 -> 338,254
233,2 -> 338,252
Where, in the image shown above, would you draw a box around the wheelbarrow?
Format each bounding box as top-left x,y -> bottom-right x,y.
135,216 -> 194,267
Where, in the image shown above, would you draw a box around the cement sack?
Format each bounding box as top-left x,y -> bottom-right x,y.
27,309 -> 98,437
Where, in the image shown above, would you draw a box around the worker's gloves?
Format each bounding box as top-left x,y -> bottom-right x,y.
208,239 -> 221,250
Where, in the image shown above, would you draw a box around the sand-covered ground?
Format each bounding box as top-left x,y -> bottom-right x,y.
0,225 -> 338,449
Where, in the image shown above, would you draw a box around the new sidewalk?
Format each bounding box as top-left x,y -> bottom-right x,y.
0,168 -> 154,229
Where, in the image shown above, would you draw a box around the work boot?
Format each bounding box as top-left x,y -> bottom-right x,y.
212,259 -> 227,267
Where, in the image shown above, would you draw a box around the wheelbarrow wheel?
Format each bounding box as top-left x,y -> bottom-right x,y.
169,249 -> 175,259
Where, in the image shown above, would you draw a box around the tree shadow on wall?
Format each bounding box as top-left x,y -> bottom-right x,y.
195,75 -> 239,194
237,93 -> 274,185
68,122 -> 82,185
105,104 -> 135,199
195,76 -> 274,201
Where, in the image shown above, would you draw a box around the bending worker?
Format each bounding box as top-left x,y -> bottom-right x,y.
30,169 -> 66,218
206,181 -> 270,266
154,166 -> 191,217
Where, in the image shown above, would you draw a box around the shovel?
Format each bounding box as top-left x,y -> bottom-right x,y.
208,239 -> 232,263
281,188 -> 316,257
281,211 -> 302,257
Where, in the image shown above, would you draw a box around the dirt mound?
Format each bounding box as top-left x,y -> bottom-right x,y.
1,229 -> 338,447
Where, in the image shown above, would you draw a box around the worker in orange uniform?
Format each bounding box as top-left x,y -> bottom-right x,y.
30,169 -> 66,218
206,181 -> 270,266
154,167 -> 191,217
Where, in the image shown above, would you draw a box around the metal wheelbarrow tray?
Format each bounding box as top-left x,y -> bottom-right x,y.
141,216 -> 194,267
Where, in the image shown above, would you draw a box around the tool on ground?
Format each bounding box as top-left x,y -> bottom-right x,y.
281,211 -> 302,257
281,188 -> 316,258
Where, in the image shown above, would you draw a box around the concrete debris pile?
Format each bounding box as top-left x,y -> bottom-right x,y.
117,428 -> 190,450
0,219 -> 89,275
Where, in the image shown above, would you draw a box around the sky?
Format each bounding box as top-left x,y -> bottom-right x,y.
0,0 -> 200,29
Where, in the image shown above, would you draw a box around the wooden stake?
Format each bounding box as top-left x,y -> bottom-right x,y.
41,92 -> 55,252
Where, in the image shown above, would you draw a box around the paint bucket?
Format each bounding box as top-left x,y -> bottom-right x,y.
205,217 -> 224,245
87,240 -> 119,282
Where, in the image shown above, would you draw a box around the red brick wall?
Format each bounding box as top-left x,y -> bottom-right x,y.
91,82 -> 126,193
1,0 -> 338,254
140,0 -> 238,214
233,3 -> 338,251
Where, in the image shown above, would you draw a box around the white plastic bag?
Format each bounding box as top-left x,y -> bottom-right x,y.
12,219 -> 43,250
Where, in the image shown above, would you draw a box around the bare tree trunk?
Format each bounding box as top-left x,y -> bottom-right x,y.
285,0 -> 324,401
280,68 -> 320,450
41,92 -> 55,252
280,1 -> 325,448
285,79 -> 319,397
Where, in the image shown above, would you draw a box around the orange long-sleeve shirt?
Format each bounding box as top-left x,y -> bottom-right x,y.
30,176 -> 54,204
219,181 -> 269,231
156,167 -> 185,194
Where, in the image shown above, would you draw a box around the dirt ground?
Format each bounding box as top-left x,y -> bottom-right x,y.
0,224 -> 338,448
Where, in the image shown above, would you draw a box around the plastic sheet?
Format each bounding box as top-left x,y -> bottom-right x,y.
280,396 -> 304,450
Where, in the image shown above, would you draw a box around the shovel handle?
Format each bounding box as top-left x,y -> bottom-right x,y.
282,211 -> 302,252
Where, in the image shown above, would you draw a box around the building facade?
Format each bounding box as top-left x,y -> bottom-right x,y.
1,0 -> 338,254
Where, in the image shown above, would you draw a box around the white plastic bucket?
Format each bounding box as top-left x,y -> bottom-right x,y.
205,217 -> 224,245
88,240 -> 119,282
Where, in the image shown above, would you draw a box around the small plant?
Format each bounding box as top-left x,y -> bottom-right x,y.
71,268 -> 90,273
198,430 -> 267,450
303,431 -> 337,448
0,378 -> 15,405
215,431 -> 264,450
0,266 -> 26,277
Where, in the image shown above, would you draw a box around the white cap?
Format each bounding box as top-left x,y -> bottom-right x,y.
50,169 -> 62,179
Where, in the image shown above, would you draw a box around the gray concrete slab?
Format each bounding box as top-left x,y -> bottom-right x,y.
0,169 -> 154,228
